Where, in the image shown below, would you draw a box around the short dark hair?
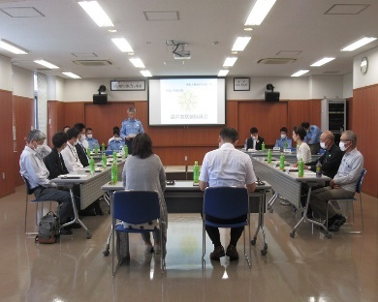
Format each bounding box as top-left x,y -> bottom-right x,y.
63,125 -> 70,131
301,122 -> 310,129
294,126 -> 306,141
250,127 -> 258,134
52,132 -> 68,148
86,127 -> 92,132
219,127 -> 238,143
280,127 -> 288,133
66,127 -> 80,140
74,123 -> 86,131
132,133 -> 153,159
113,126 -> 120,135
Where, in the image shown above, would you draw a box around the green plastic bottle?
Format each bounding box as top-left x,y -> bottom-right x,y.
284,141 -> 288,149
101,153 -> 107,168
124,145 -> 128,157
89,157 -> 95,174
101,143 -> 105,151
111,162 -> 118,184
193,161 -> 200,184
267,149 -> 272,163
94,143 -> 99,154
279,153 -> 285,170
298,158 -> 304,177
86,147 -> 91,157
261,141 -> 265,151
113,151 -> 117,162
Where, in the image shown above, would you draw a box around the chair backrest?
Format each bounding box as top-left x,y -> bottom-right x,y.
203,187 -> 249,220
22,176 -> 35,195
113,191 -> 160,224
356,168 -> 367,194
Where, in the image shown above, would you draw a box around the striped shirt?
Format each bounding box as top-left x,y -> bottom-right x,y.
334,148 -> 364,192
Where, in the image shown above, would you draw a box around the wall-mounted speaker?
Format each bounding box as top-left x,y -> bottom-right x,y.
265,91 -> 280,102
93,94 -> 108,104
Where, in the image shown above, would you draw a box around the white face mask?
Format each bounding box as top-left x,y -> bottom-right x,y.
114,137 -> 122,141
320,142 -> 326,149
80,134 -> 86,142
339,141 -> 348,151
281,134 -> 286,139
35,145 -> 43,152
87,134 -> 93,139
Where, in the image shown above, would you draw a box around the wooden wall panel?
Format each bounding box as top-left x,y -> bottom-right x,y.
0,90 -> 15,197
84,102 -> 134,146
64,102 -> 85,129
227,100 -> 239,130
47,100 -> 65,146
287,101 -> 311,133
238,101 -> 288,147
310,99 -> 322,127
13,96 -> 34,186
352,85 -> 378,196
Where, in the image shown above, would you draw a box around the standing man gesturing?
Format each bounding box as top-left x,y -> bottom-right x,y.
120,107 -> 144,154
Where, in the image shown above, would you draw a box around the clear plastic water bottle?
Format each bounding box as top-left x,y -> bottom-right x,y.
193,161 -> 200,184
316,162 -> 322,178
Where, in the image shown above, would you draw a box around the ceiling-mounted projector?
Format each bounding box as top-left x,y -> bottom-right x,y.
168,40 -> 191,60
173,52 -> 191,59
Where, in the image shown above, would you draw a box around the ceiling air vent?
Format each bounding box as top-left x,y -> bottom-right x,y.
73,60 -> 112,66
257,58 -> 296,64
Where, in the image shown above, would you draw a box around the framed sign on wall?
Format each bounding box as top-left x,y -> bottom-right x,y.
233,77 -> 250,91
110,80 -> 146,91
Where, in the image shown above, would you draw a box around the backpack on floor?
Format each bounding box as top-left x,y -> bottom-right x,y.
35,211 -> 60,244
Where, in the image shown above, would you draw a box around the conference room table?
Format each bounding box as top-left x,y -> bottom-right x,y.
243,149 -> 321,163
251,157 -> 331,238
101,180 -> 272,256
52,158 -> 125,239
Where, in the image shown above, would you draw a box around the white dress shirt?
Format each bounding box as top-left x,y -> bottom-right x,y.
19,146 -> 51,189
61,142 -> 83,172
199,143 -> 257,187
297,142 -> 311,163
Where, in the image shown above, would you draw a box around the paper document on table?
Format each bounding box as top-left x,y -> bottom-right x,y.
59,174 -> 87,178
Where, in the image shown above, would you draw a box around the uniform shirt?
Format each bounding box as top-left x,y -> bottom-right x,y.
20,146 -> 51,189
60,142 -> 83,172
307,143 -> 344,178
107,138 -> 125,151
275,137 -> 292,149
304,125 -> 322,144
86,137 -> 99,150
334,148 -> 364,192
199,143 -> 257,187
120,118 -> 144,139
297,142 -> 311,163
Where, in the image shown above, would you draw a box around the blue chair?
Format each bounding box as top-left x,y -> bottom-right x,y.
326,168 -> 367,234
111,190 -> 166,276
23,176 -> 57,235
202,187 -> 251,269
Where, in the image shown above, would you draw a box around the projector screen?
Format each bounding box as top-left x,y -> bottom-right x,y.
148,77 -> 226,126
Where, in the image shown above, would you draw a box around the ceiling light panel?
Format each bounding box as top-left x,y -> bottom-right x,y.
129,58 -> 145,68
341,37 -> 377,51
140,70 -> 152,77
232,37 -> 251,52
34,60 -> 59,69
112,38 -> 134,52
245,0 -> 276,26
223,57 -> 238,67
310,57 -> 335,67
218,69 -> 229,77
78,1 -> 114,27
291,70 -> 309,77
62,72 -> 81,79
0,39 -> 27,54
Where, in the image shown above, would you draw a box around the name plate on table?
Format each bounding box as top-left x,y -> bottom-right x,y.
283,149 -> 292,153
272,147 -> 280,152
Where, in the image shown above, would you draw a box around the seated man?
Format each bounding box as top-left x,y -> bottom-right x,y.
74,123 -> 89,167
199,127 -> 257,261
274,127 -> 292,149
61,127 -> 84,172
20,130 -> 73,234
44,131 -> 69,179
244,127 -> 265,150
85,127 -> 99,151
305,130 -> 344,178
309,130 -> 364,232
108,126 -> 125,151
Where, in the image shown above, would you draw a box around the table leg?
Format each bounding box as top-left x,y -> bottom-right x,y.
289,184 -> 332,239
251,190 -> 268,255
60,185 -> 92,239
267,192 -> 279,212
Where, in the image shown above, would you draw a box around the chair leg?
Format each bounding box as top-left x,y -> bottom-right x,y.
360,194 -> 364,233
248,219 -> 252,269
202,219 -> 206,269
24,198 -> 28,234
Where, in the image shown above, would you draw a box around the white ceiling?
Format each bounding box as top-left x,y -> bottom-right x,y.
1,0 -> 378,80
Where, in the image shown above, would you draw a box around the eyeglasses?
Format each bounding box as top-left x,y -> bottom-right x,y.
340,139 -> 350,143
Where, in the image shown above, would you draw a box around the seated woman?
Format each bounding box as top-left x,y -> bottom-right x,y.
292,126 -> 312,166
121,133 -> 167,254
107,126 -> 125,151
